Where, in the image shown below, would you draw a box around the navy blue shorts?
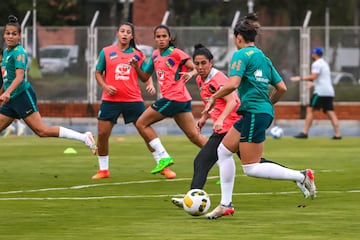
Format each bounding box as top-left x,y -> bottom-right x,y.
98,101 -> 146,124
0,86 -> 38,119
233,112 -> 273,143
151,98 -> 191,117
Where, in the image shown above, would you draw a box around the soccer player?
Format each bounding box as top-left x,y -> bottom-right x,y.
0,15 -> 97,155
203,13 -> 316,219
92,22 -> 176,180
291,47 -> 342,139
131,25 -> 207,176
171,44 -> 240,209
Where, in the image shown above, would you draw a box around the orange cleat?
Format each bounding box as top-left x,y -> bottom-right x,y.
91,170 -> 110,180
160,167 -> 176,179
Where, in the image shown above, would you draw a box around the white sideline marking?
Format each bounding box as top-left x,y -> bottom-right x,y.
0,176 -> 221,195
0,169 -> 353,201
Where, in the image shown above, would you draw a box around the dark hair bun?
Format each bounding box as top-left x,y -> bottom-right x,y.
245,13 -> 258,22
8,15 -> 19,23
194,44 -> 205,50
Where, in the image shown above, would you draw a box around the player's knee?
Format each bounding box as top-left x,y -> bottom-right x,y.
242,163 -> 259,177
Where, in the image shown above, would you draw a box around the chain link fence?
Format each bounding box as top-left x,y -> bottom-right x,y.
1,26 -> 359,102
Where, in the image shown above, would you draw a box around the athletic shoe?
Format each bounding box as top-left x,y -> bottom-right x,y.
332,136 -> 342,140
296,181 -> 311,198
160,167 -> 176,179
85,132 -> 97,155
301,169 -> 316,199
3,125 -> 15,137
294,132 -> 308,139
206,203 -> 234,220
17,123 -> 26,136
150,157 -> 174,174
171,197 -> 184,208
91,170 -> 110,180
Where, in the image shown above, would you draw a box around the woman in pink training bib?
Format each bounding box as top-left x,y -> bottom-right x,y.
131,25 -> 207,177
92,22 -> 157,180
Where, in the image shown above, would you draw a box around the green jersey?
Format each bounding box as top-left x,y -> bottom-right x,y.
1,44 -> 31,99
229,46 -> 282,117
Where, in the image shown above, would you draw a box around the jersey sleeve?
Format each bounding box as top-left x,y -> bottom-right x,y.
311,61 -> 321,74
141,54 -> 154,74
267,58 -> 283,85
14,50 -> 27,70
96,50 -> 106,72
229,51 -> 245,77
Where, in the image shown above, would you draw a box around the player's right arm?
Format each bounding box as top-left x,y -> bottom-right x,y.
95,50 -> 117,96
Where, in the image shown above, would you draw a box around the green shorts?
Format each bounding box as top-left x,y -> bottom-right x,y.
233,112 -> 273,143
0,86 -> 38,119
98,101 -> 146,124
151,98 -> 191,117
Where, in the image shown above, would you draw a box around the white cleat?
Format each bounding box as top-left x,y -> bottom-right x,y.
205,203 -> 234,220
296,181 -> 311,198
171,197 -> 184,208
301,169 -> 317,199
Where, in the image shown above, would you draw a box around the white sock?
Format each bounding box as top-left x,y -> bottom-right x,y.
149,138 -> 170,159
98,155 -> 109,170
59,127 -> 86,142
152,151 -> 161,164
242,162 -> 304,182
217,143 -> 236,206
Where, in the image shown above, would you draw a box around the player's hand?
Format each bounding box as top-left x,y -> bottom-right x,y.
290,76 -> 301,82
202,97 -> 215,114
104,85 -> 117,96
129,55 -> 140,68
0,92 -> 10,105
145,84 -> 156,95
179,72 -> 192,82
213,119 -> 224,133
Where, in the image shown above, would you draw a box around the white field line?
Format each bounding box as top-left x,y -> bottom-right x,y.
0,170 -> 357,201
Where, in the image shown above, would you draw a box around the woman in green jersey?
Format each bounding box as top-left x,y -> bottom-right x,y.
0,15 -> 97,156
204,14 -> 316,219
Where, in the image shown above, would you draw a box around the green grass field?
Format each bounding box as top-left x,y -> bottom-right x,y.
0,135 -> 359,240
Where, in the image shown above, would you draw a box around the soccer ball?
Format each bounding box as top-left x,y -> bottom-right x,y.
269,126 -> 284,139
183,189 -> 211,216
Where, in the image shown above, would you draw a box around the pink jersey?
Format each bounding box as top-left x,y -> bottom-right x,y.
152,47 -> 192,102
196,68 -> 241,134
102,45 -> 145,102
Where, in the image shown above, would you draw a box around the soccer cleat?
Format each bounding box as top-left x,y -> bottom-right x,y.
294,132 -> 308,139
332,136 -> 342,140
85,131 -> 97,155
296,181 -> 311,198
17,123 -> 26,136
206,203 -> 235,220
150,157 -> 174,174
160,167 -> 176,179
91,170 -> 110,180
171,197 -> 184,208
3,125 -> 15,137
301,169 -> 316,199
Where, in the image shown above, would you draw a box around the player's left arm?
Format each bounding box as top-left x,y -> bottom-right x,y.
180,59 -> 197,82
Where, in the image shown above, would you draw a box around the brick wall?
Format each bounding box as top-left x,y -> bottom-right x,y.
37,102 -> 360,120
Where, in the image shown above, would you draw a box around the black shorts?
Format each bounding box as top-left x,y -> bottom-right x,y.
310,94 -> 334,113
98,101 -> 146,124
0,86 -> 38,119
151,98 -> 191,117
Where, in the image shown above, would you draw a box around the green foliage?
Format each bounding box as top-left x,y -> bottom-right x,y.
0,135 -> 359,239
